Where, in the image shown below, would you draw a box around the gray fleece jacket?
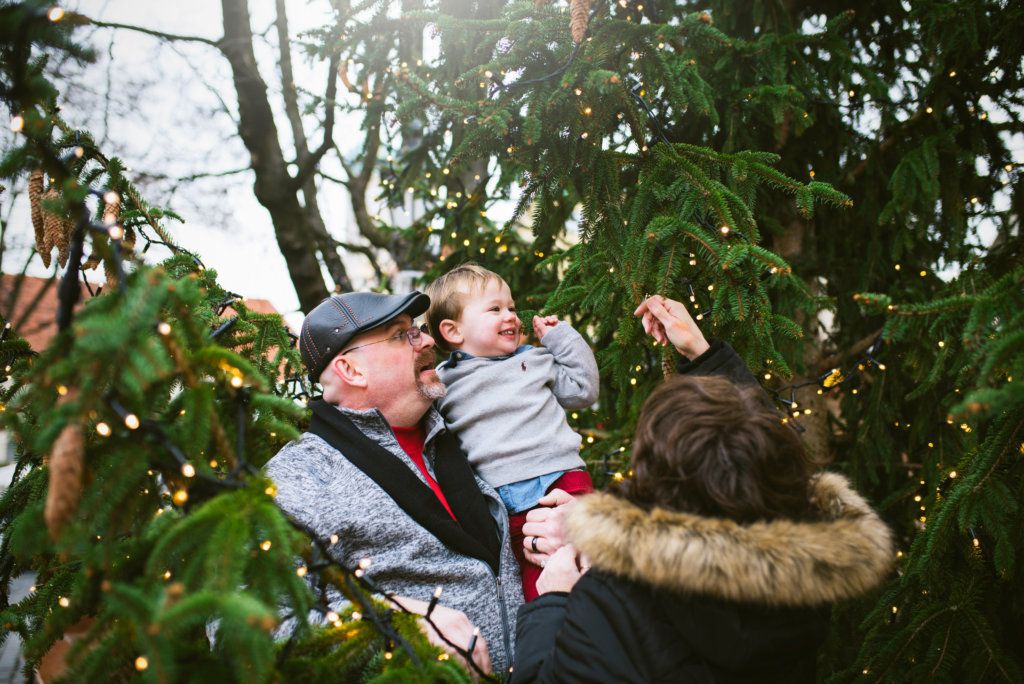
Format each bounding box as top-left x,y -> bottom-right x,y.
265,404 -> 522,674
436,322 -> 600,488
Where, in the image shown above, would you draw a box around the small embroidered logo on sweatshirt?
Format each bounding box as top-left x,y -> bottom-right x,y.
521,361 -> 527,371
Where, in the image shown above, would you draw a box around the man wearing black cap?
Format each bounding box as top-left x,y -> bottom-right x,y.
266,291 -> 523,676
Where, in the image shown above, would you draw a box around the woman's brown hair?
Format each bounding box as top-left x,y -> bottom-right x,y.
620,375 -> 820,523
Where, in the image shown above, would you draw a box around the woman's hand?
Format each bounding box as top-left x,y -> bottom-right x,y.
535,544 -> 585,594
633,295 -> 710,360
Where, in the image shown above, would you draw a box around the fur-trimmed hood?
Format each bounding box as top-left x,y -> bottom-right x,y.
566,472 -> 894,607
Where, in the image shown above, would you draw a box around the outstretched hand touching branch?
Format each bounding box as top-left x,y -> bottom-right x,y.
633,295 -> 711,360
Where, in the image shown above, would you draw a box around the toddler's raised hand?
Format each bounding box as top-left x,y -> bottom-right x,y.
532,315 -> 560,340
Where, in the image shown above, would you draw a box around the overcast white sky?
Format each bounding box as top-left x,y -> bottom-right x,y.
2,0 -> 379,323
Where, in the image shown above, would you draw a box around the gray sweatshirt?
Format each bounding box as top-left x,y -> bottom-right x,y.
435,322 -> 600,488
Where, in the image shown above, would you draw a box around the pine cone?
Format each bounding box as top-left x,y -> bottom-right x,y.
661,346 -> 676,379
29,169 -> 45,257
53,213 -> 74,268
44,415 -> 85,540
570,0 -> 589,43
40,187 -> 62,268
82,252 -> 101,270
102,194 -> 121,224
104,258 -> 119,291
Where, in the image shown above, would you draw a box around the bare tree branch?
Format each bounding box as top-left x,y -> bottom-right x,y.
135,166 -> 252,184
274,0 -> 352,292
815,328 -> 884,375
289,50 -> 340,190
166,42 -> 240,125
275,0 -> 310,162
86,18 -> 222,47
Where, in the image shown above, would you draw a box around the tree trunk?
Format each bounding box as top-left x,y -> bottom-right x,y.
220,0 -> 328,312
773,211 -> 832,463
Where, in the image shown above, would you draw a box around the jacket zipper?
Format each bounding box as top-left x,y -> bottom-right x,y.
492,565 -> 513,678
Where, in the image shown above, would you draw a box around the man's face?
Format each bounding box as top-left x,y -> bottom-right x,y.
346,314 -> 445,412
456,279 -> 521,357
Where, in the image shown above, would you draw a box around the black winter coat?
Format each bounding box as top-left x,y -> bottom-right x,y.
511,342 -> 894,683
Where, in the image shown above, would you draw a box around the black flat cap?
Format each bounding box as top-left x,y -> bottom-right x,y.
301,291 -> 430,382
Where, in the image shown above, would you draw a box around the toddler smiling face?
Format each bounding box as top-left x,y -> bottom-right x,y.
452,279 -> 522,357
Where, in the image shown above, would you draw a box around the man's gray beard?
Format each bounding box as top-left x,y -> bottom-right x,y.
417,377 -> 446,401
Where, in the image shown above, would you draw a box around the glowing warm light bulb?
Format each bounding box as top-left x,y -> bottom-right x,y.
96,422 -> 112,437
181,463 -> 196,478
135,656 -> 149,671
10,115 -> 24,132
172,489 -> 188,506
125,414 -> 140,430
261,540 -> 272,551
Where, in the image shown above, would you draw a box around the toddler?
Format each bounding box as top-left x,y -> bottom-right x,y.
425,264 -> 599,601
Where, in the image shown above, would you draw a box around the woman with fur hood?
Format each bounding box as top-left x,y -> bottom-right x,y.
511,295 -> 894,683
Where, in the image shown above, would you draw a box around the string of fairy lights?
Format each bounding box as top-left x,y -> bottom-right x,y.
5,5 -> 498,680
8,1 -> 1008,676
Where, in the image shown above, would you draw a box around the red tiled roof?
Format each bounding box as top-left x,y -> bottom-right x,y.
0,273 -> 90,353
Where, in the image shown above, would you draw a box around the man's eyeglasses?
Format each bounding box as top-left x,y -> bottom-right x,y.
340,325 -> 429,355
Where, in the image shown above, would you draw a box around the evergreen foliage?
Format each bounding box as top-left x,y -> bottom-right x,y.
319,0 -> 1024,680
0,0 -> 1020,681
1,4 -> 475,681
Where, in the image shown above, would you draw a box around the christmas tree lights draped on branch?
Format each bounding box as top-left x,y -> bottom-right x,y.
0,4 -> 490,681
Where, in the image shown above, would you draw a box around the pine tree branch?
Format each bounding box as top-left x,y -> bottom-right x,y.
872,605 -> 956,683
965,610 -> 1016,682
971,417 -> 1024,494
930,622 -> 953,679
